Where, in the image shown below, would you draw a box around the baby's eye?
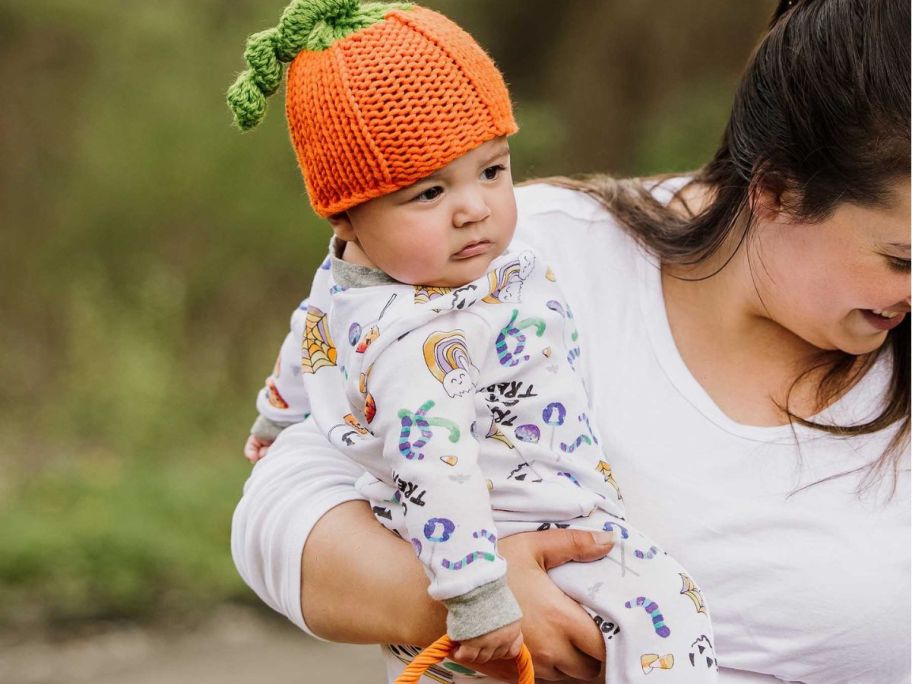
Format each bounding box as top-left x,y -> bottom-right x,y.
482,164 -> 506,181
414,186 -> 443,202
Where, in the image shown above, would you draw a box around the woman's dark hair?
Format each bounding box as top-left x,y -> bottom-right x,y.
543,0 -> 910,490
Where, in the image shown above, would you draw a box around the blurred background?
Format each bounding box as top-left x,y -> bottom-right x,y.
1,0 -> 773,681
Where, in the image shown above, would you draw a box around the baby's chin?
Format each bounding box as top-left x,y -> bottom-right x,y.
414,257 -> 502,288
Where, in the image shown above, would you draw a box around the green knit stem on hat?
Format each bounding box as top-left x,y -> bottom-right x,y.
227,0 -> 412,131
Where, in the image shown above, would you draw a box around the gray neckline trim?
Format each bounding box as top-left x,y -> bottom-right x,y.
328,237 -> 397,289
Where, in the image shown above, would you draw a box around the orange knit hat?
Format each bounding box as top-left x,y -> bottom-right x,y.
227,1 -> 517,217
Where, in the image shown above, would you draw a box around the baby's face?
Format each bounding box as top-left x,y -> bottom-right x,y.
332,138 -> 517,287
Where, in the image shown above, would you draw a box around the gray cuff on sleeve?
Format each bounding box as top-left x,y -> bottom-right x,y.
442,577 -> 522,641
250,415 -> 296,442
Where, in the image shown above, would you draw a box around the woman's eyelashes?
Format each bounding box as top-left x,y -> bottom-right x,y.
885,255 -> 911,273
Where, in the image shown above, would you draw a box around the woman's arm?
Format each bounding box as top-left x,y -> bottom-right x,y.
232,418 -> 610,681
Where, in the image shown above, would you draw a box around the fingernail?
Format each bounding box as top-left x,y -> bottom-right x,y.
592,531 -> 615,545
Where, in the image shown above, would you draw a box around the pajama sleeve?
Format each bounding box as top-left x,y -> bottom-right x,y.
251,300 -> 313,439
364,313 -> 521,640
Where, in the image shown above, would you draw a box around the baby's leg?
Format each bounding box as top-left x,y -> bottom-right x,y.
547,519 -> 718,682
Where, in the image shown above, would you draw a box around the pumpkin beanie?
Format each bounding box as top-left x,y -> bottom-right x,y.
227,0 -> 517,217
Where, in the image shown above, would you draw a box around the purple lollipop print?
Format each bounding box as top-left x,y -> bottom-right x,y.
348,322 -> 362,347
514,424 -> 541,444
543,401 -> 566,454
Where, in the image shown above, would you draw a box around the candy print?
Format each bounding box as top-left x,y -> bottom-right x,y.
579,413 -> 599,445
440,551 -> 496,570
472,529 -> 497,544
422,330 -> 479,397
546,299 -> 581,368
635,546 -> 660,559
441,528 -> 498,570
641,653 -> 675,674
355,325 -> 379,353
559,413 -> 596,453
363,393 -> 376,423
602,521 -> 630,539
354,294 -> 397,352
542,402 -> 566,425
542,401 -> 566,451
557,471 -> 581,487
514,424 -> 541,443
495,310 -> 527,367
348,322 -> 362,346
358,365 -> 372,395
397,400 -> 460,460
625,597 -> 671,638
495,309 -> 545,367
423,517 -> 455,542
545,300 -> 566,317
559,434 -> 592,453
410,538 -> 423,556
265,377 -> 288,409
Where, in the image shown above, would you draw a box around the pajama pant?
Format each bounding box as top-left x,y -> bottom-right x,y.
383,512 -> 718,683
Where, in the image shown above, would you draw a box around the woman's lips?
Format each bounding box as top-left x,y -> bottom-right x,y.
860,308 -> 907,331
453,240 -> 491,259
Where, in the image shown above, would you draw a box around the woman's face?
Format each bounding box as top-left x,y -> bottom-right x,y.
750,177 -> 910,355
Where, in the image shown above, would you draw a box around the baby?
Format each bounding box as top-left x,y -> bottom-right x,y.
229,0 -> 718,680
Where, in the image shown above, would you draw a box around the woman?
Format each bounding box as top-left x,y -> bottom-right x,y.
231,1 -> 910,682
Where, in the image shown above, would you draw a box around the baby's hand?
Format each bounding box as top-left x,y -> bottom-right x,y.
452,620 -> 523,665
243,434 -> 273,463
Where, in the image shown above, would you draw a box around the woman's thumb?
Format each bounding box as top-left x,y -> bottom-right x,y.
538,529 -> 615,570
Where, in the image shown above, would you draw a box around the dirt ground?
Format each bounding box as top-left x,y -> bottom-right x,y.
0,606 -> 387,684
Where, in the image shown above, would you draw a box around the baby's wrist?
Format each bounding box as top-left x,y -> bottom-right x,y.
442,577 -> 522,641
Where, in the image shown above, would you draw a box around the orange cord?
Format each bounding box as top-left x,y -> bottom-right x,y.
392,634 -> 534,684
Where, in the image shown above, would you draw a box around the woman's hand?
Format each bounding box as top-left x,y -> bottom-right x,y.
464,530 -> 610,682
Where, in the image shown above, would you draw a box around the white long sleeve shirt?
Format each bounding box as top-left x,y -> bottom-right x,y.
232,184 -> 910,684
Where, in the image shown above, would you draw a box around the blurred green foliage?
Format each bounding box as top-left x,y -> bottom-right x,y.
0,0 -> 772,629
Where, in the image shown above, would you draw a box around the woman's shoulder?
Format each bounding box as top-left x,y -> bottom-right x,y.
513,182 -> 642,263
514,182 -> 608,224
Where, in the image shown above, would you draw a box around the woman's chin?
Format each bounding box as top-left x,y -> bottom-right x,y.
832,328 -> 889,356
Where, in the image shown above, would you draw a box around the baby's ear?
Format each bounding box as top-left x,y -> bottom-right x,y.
327,212 -> 356,241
